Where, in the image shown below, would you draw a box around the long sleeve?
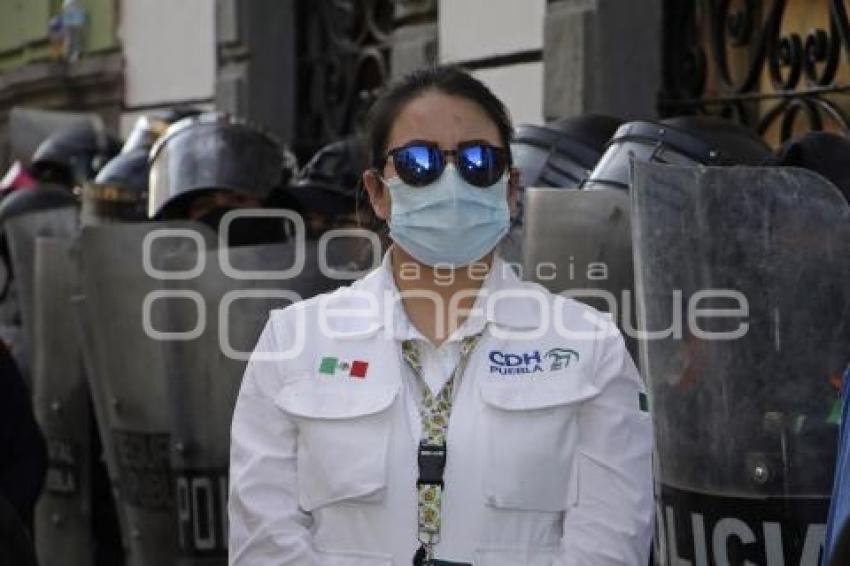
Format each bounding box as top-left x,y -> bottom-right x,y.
558,320 -> 654,565
228,316 -> 320,565
0,342 -> 46,529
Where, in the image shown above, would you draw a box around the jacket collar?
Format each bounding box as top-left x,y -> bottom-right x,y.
324,249 -> 545,340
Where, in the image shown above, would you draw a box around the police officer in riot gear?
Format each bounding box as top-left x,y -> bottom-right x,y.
511,114 -> 623,189
30,120 -> 121,190
82,148 -> 149,224
287,136 -> 369,232
81,111 -> 199,225
625,120 -> 848,564
147,112 -> 293,247
284,135 -> 382,273
506,114 -> 623,264
583,115 -> 772,190
0,185 -> 78,375
76,113 -> 330,565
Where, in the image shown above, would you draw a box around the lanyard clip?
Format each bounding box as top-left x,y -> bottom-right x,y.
413,543 -> 430,565
417,442 -> 447,487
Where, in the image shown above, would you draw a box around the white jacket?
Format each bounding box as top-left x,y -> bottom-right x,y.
229,258 -> 653,565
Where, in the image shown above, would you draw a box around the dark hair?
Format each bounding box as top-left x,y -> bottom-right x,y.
365,65 -> 514,170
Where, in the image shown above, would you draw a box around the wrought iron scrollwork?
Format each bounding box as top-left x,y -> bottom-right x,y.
295,0 -> 437,158
662,0 -> 850,142
296,0 -> 392,157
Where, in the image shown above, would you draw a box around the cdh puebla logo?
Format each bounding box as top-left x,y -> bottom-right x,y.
545,347 -> 580,371
489,347 -> 580,375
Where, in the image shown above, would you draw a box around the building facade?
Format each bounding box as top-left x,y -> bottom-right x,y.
0,0 -> 847,169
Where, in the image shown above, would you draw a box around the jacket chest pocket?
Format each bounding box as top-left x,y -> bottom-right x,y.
275,380 -> 399,512
479,378 -> 596,513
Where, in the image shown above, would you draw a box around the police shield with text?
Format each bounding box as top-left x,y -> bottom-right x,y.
631,162 -> 850,565
77,222 -> 218,566
160,236 -> 344,564
156,132 -> 373,564
76,111 -> 327,565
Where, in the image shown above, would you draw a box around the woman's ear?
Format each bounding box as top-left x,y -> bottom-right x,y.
507,167 -> 521,217
363,169 -> 391,220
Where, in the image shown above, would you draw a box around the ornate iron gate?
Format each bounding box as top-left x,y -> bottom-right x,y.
294,0 -> 437,158
662,0 -> 850,144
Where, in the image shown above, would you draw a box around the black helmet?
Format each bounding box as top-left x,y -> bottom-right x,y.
30,121 -> 121,187
0,184 -> 78,227
82,148 -> 149,223
148,112 -> 285,219
512,114 -> 623,188
585,116 -> 772,190
286,136 -> 367,216
773,131 -> 850,204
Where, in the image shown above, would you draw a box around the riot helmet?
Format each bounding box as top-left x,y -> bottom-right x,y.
83,148 -> 150,223
511,114 -> 623,188
148,112 -> 284,220
288,136 -> 367,220
286,136 -> 380,269
30,119 -> 121,188
584,116 -> 772,190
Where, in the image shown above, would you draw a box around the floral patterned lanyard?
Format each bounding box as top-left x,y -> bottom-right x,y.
401,333 -> 483,565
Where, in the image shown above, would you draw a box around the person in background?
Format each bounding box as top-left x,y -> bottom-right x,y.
0,340 -> 46,539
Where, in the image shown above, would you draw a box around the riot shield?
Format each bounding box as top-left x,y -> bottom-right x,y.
631,162 -> 850,565
30,237 -> 91,565
76,222 -> 216,566
160,238 -> 353,564
5,206 -> 79,386
521,186 -> 637,355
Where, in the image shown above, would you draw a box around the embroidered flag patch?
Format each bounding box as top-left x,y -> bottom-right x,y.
318,356 -> 369,378
350,360 -> 369,378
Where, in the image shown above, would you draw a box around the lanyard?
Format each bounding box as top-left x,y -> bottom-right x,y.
401,333 -> 483,566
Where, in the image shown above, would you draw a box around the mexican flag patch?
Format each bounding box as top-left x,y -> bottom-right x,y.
318,356 -> 369,378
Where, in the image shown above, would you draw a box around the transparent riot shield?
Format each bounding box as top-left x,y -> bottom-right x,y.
5,206 -> 79,386
522,186 -> 637,356
76,222 -> 216,566
631,162 -> 850,566
159,239 -> 345,564
31,237 -> 91,565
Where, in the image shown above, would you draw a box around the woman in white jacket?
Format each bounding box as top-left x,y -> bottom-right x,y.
228,65 -> 653,565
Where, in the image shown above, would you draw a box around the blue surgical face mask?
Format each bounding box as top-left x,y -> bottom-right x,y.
385,163 -> 510,267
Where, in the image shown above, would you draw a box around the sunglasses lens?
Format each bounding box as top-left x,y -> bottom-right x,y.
458,144 -> 506,187
393,145 -> 442,187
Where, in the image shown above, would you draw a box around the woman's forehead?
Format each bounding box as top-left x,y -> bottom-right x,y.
386,90 -> 502,150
